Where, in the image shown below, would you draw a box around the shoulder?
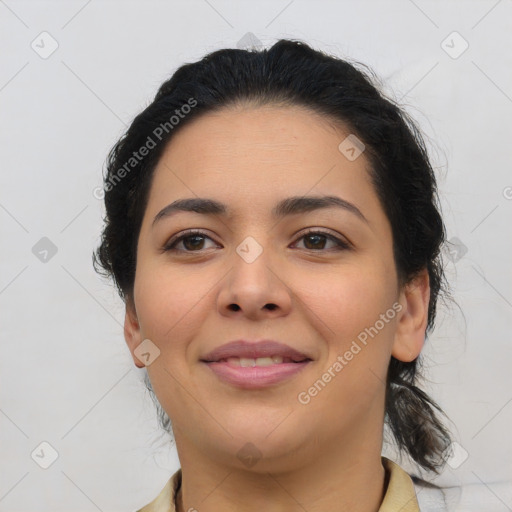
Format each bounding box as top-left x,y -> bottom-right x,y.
380,457 -> 421,511
135,468 -> 182,512
380,457 -> 463,512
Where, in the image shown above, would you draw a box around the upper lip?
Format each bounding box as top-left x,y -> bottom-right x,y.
200,340 -> 312,362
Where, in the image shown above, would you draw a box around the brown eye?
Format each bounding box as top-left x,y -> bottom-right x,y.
293,230 -> 351,251
164,230 -> 218,252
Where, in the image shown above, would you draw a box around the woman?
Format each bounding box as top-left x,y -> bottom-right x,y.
94,39 -> 453,512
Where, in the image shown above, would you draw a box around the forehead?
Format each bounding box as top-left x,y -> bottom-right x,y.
158,104 -> 349,163
149,105 -> 377,209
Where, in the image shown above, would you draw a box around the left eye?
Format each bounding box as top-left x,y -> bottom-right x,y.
163,230 -> 350,253
292,231 -> 350,251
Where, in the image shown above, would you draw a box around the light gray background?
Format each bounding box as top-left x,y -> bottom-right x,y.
1,0 -> 511,510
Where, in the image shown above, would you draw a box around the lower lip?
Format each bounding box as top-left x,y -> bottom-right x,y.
202,361 -> 311,389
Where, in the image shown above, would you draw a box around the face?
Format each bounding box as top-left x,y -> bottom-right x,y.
124,104 -> 429,472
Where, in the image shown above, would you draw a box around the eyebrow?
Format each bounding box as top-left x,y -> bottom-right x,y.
152,195 -> 369,227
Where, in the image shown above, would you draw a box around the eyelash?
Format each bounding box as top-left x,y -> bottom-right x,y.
163,228 -> 351,253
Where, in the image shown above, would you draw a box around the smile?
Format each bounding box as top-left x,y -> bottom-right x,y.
202,359 -> 312,389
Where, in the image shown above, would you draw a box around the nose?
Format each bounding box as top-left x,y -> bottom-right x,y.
217,244 -> 293,321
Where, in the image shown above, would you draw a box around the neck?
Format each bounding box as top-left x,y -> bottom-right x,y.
174,424 -> 387,512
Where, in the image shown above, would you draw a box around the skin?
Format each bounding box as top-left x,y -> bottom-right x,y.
124,104 -> 430,512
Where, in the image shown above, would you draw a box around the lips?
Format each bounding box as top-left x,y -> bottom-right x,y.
200,340 -> 312,363
200,340 -> 313,389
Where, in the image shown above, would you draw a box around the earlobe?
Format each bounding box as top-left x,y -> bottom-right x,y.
391,268 -> 430,363
124,299 -> 145,368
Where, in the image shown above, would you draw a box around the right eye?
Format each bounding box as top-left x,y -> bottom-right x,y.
163,230 -> 219,253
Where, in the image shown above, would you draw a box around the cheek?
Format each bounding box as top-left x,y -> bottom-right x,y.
134,265 -> 212,348
294,261 -> 396,343
293,260 -> 397,404
134,268 -> 213,417
295,266 -> 395,426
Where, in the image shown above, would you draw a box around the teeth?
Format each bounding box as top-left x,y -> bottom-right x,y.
225,356 -> 286,367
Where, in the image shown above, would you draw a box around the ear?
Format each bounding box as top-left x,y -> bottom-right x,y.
391,268 -> 430,363
124,297 -> 145,368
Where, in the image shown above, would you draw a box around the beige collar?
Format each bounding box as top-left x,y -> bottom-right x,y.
136,456 -> 420,512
